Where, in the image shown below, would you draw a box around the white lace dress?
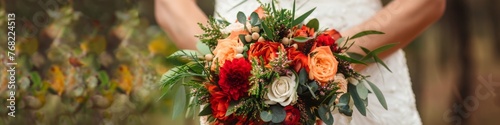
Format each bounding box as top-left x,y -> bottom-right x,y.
211,0 -> 422,124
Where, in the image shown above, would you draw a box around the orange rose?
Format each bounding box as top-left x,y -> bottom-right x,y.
247,41 -> 282,66
292,25 -> 315,38
308,46 -> 338,86
212,30 -> 246,69
286,47 -> 309,72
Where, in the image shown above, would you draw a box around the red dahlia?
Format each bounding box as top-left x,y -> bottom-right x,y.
284,106 -> 301,125
219,58 -> 252,100
207,84 -> 231,121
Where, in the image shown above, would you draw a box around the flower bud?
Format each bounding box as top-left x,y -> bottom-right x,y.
252,32 -> 260,40
235,46 -> 244,54
281,37 -> 291,45
235,54 -> 244,59
292,44 -> 298,49
245,35 -> 252,42
258,37 -> 265,42
252,26 -> 260,33
205,54 -> 214,61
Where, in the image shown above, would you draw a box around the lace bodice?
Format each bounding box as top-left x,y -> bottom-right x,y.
212,0 -> 422,124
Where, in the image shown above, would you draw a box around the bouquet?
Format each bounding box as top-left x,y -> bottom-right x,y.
160,1 -> 394,125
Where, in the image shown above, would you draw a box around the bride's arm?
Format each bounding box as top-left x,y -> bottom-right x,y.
342,0 -> 446,71
155,0 -> 207,50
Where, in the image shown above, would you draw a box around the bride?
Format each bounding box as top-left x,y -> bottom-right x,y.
155,0 -> 445,124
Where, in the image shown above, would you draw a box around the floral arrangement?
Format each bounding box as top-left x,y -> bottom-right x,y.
160,1 -> 394,125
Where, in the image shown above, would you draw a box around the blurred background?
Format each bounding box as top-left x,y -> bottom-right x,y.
0,0 -> 499,125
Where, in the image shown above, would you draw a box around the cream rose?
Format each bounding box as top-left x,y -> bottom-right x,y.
221,22 -> 252,34
265,74 -> 298,106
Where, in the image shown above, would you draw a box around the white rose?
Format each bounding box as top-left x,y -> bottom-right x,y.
265,74 -> 298,106
221,22 -> 252,34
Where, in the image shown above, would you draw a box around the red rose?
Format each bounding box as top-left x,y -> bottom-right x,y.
286,47 -> 309,72
284,106 -> 301,125
207,84 -> 231,121
247,41 -> 282,66
315,33 -> 340,53
219,58 -> 252,100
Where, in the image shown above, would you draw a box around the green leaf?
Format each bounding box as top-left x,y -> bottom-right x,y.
225,101 -> 238,116
172,85 -> 186,119
237,11 -> 247,24
196,41 -> 211,55
371,43 -> 396,54
291,0 -> 296,28
270,105 -> 286,123
360,47 -> 371,55
292,7 -> 316,26
292,37 -> 311,43
373,56 -> 392,72
168,50 -> 199,59
338,104 -> 353,116
306,18 -> 319,31
260,110 -> 273,122
349,30 -> 384,40
334,53 -> 367,65
335,37 -> 345,45
250,12 -> 260,26
261,22 -> 275,40
349,83 -> 366,116
356,81 -> 369,100
318,105 -> 334,125
30,72 -> 42,89
308,81 -> 319,92
199,104 -> 212,116
347,52 -> 375,63
366,80 -> 388,110
98,70 -> 109,87
336,93 -> 350,107
298,68 -> 308,85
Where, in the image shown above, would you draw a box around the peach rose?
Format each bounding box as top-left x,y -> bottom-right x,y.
212,30 -> 246,69
308,46 -> 338,86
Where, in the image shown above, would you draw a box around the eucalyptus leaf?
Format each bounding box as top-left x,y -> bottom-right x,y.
318,105 -> 334,125
349,83 -> 366,116
336,93 -> 350,107
366,80 -> 388,110
308,81 -> 319,92
292,37 -> 311,43
298,68 -> 308,85
260,110 -> 273,122
349,30 -> 384,40
199,104 -> 212,116
306,18 -> 319,31
196,41 -> 211,55
237,11 -> 247,24
270,105 -> 286,123
356,81 -> 369,100
172,85 -> 186,119
250,12 -> 260,26
292,7 -> 316,26
168,50 -> 199,59
338,105 -> 353,116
